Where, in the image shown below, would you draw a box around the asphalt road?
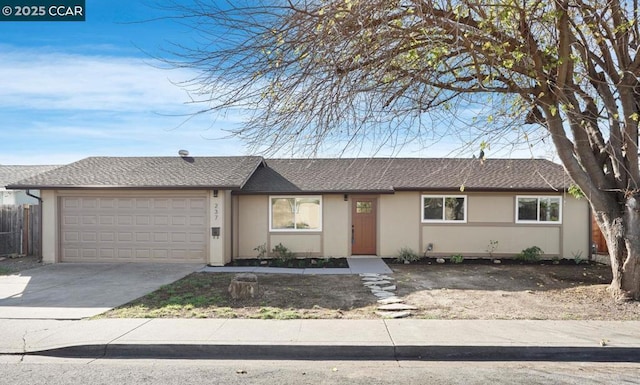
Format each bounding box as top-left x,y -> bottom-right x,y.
1,357 -> 639,385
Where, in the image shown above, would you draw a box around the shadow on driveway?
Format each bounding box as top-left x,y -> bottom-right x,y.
0,263 -> 203,320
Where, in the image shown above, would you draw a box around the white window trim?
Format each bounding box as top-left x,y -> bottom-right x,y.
515,195 -> 563,224
269,195 -> 323,232
421,195 -> 467,223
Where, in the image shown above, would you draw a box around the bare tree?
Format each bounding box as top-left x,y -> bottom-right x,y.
166,0 -> 640,300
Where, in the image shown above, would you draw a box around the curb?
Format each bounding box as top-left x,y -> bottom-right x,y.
10,344 -> 640,362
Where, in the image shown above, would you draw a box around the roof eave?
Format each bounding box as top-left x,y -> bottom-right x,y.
393,186 -> 568,192
6,184 -> 244,190
234,188 -> 396,195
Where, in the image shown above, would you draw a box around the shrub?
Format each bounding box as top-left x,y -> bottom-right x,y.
395,247 -> 422,263
272,243 -> 295,261
253,243 -> 267,259
572,250 -> 584,265
516,246 -> 543,262
450,254 -> 464,264
486,240 -> 499,257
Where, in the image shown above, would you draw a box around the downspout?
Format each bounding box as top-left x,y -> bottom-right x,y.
230,192 -> 234,264
25,190 -> 43,262
587,204 -> 593,262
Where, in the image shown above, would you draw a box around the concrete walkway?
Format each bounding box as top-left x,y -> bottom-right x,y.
200,257 -> 393,275
1,319 -> 640,361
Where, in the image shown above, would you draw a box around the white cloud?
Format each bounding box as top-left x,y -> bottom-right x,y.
0,46 -> 249,165
0,46 -> 557,165
0,46 -> 197,113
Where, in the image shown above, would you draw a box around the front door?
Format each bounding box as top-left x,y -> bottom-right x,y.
351,197 -> 377,255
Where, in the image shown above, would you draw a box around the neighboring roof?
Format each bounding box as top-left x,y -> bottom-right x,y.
0,165 -> 61,188
8,156 -> 264,189
240,158 -> 571,193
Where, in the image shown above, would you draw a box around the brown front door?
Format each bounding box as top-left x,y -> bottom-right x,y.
351,197 -> 377,255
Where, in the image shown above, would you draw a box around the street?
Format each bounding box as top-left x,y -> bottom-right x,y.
1,357 -> 639,385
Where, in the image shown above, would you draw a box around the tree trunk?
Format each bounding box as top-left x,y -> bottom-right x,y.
595,195 -> 640,300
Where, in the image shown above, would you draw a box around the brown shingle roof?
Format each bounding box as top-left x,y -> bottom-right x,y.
7,156 -> 570,192
240,158 -> 570,193
8,156 -> 264,189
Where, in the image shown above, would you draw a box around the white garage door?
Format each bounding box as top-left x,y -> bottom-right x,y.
60,195 -> 208,263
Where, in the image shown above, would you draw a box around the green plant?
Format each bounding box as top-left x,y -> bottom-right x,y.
395,247 -> 422,263
486,240 -> 499,257
516,246 -> 544,262
551,256 -> 561,265
253,243 -> 268,259
272,243 -> 295,261
450,254 -> 464,264
568,184 -> 585,199
572,250 -> 584,265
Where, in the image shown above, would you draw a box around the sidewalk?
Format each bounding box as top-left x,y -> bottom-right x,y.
2,318 -> 640,362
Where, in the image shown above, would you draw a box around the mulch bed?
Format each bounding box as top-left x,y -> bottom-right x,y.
226,257 -> 349,269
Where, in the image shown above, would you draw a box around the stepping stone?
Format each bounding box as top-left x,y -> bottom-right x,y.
377,276 -> 394,281
380,285 -> 396,291
373,291 -> 395,298
364,280 -> 391,286
377,297 -> 404,304
360,273 -> 380,277
376,311 -> 411,319
361,277 -> 382,281
377,303 -> 418,311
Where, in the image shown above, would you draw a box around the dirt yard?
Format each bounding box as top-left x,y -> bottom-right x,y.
391,262 -> 639,320
0,255 -> 42,275
103,261 -> 640,320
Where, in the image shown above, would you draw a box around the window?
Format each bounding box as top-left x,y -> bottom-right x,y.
516,196 -> 562,223
356,201 -> 372,214
421,195 -> 466,222
270,196 -> 322,231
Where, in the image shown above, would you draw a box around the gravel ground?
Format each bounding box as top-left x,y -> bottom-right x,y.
0,255 -> 43,274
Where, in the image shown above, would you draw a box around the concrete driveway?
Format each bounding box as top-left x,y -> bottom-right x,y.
0,263 -> 203,320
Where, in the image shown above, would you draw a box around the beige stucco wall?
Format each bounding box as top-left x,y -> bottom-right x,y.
420,225 -> 561,255
270,234 -> 322,254
209,189 -> 233,266
561,195 -> 590,258
232,191 -> 589,260
417,192 -> 589,258
378,192 -> 421,256
236,195 -> 269,258
40,188 -> 588,263
322,194 -> 349,257
41,190 -> 57,264
235,194 -> 350,258
467,194 -> 513,222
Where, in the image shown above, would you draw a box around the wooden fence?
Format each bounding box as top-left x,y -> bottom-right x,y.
0,205 -> 41,257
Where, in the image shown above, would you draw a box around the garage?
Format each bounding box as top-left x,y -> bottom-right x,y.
60,195 -> 208,263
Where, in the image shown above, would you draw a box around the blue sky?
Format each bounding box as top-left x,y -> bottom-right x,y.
0,1 -> 555,165
0,1 -> 250,165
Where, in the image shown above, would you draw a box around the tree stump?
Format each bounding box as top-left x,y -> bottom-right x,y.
228,273 -> 258,300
